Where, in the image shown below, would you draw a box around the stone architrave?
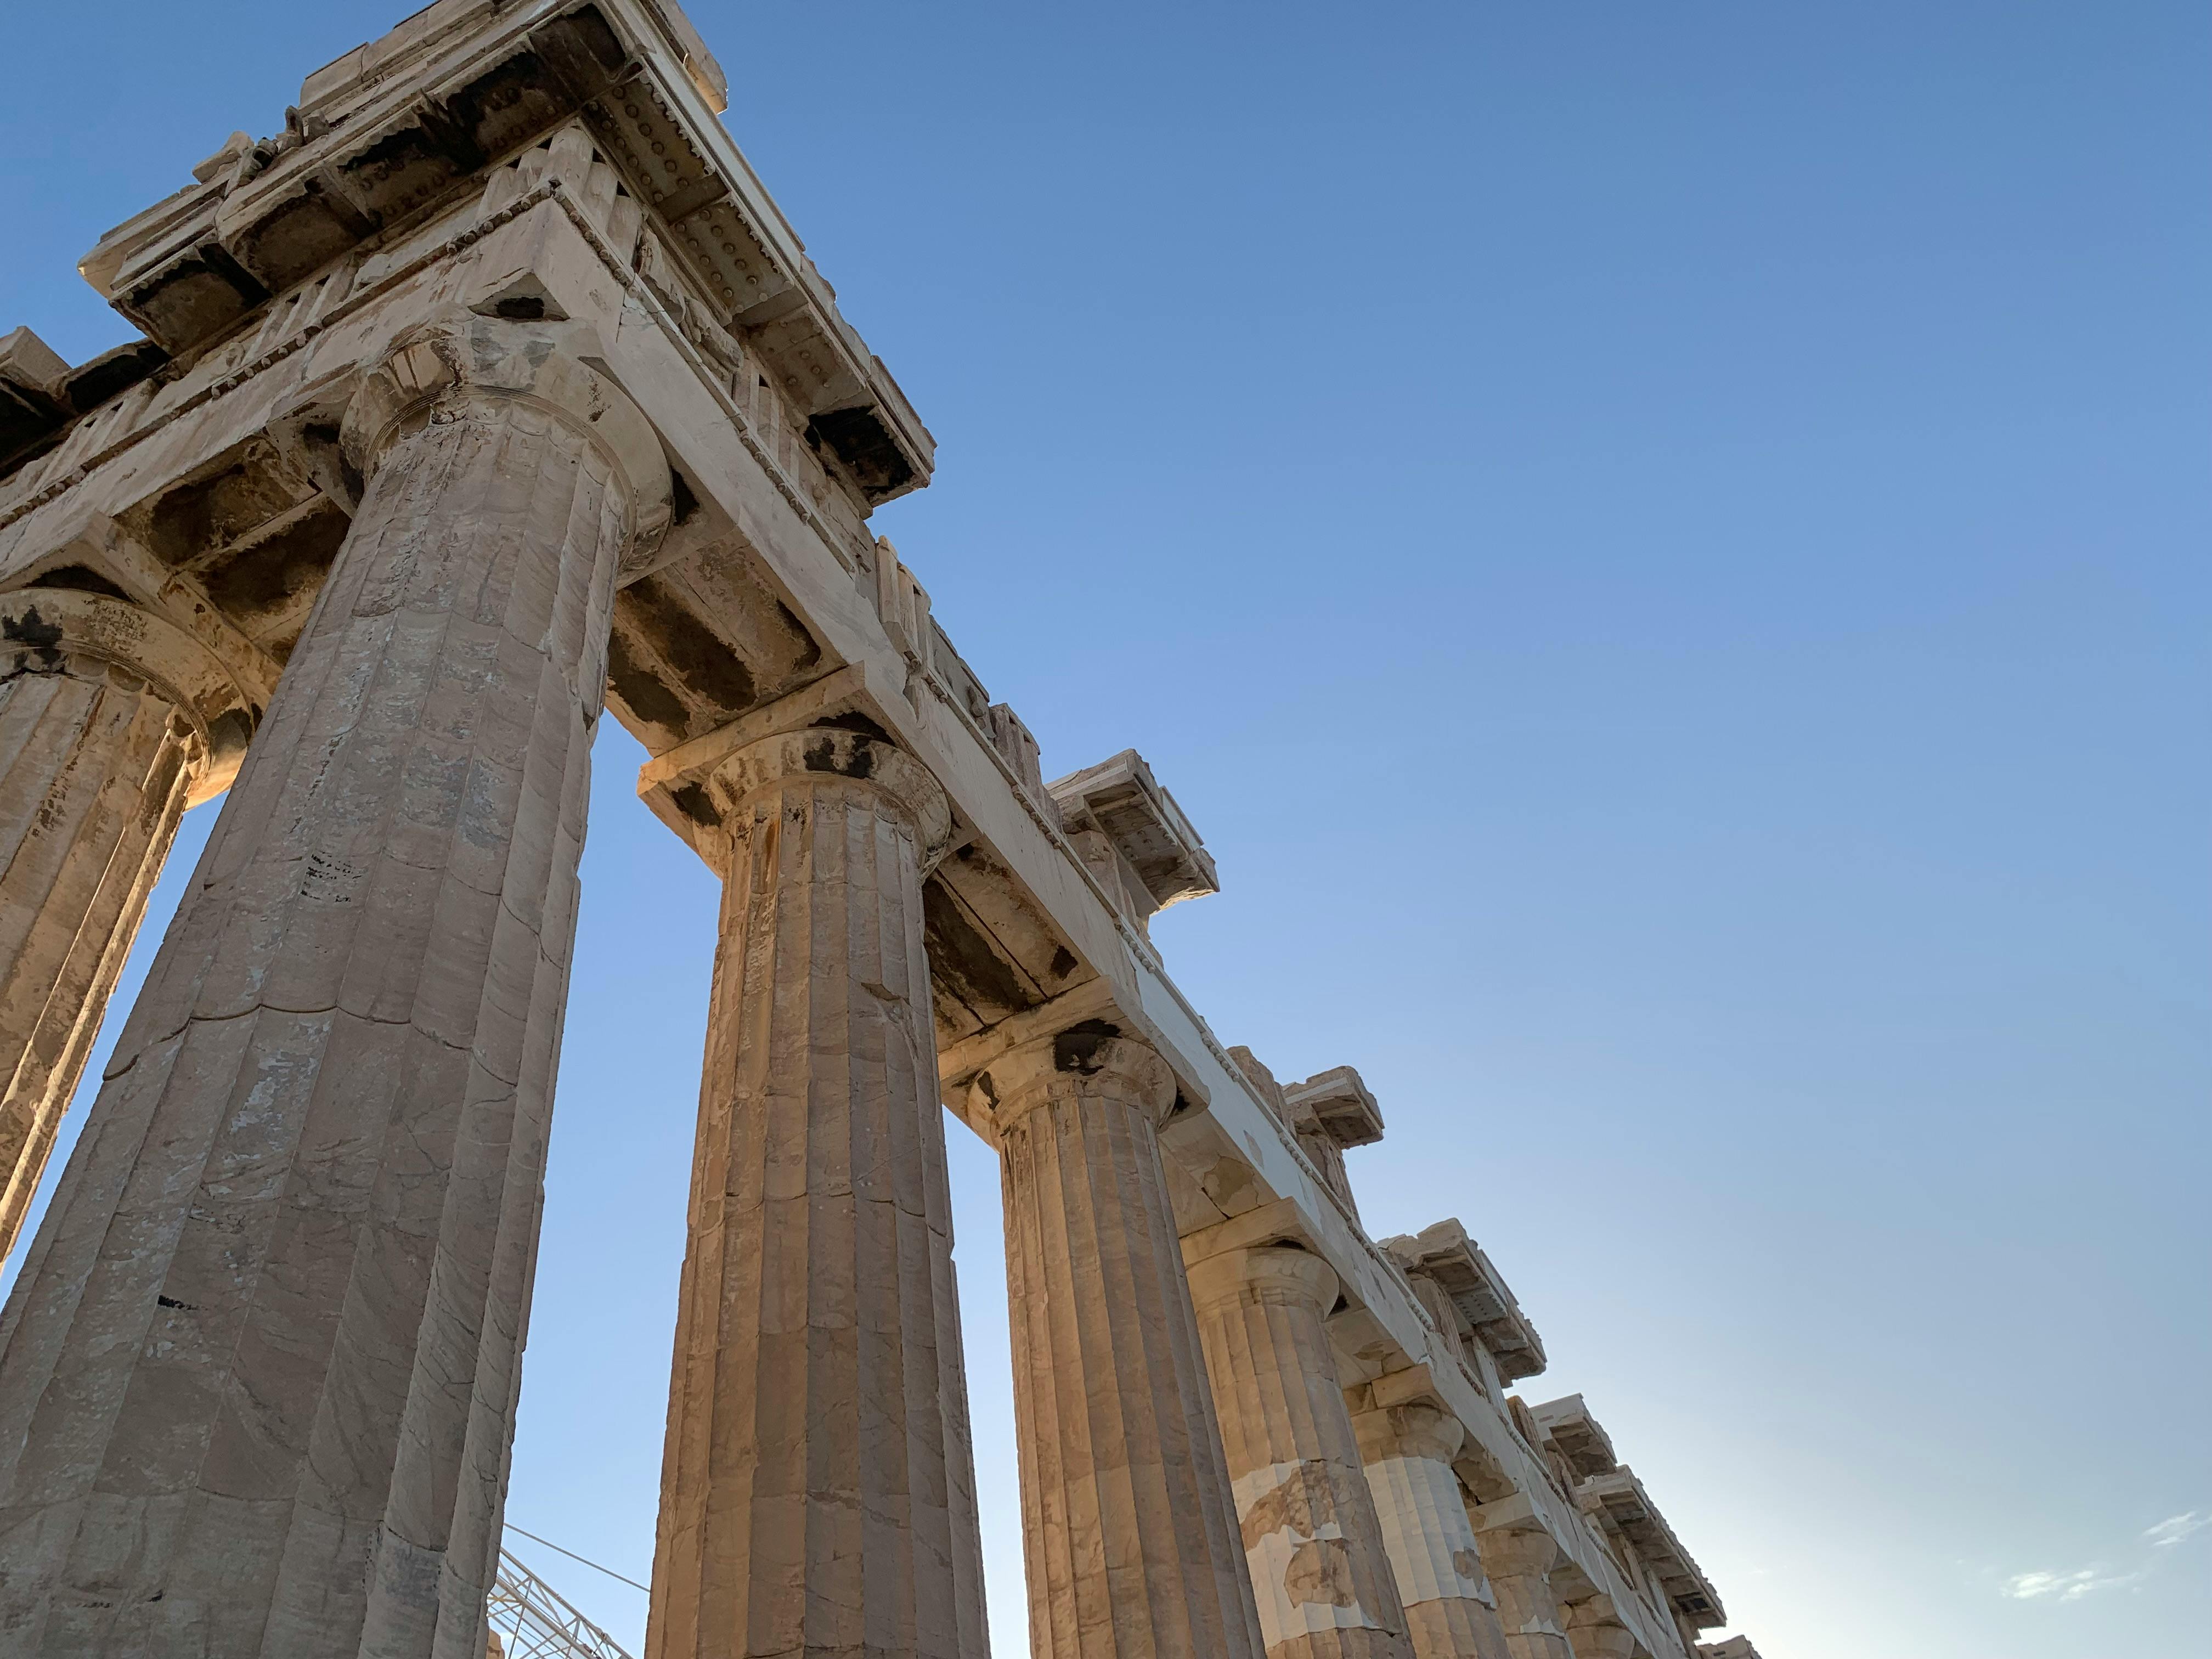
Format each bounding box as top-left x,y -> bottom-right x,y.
1472,1527 -> 1573,1659
0,314 -> 669,1656
977,1027 -> 1266,1659
646,724 -> 985,1659
1351,1402 -> 1513,1659
1184,1245 -> 1413,1659
0,588 -> 256,1266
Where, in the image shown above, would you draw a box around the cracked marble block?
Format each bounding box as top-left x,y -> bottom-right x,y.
0,589 -> 255,1268
977,1028 -> 1266,1659
646,725 -> 987,1659
0,315 -> 668,1658
1352,1404 -> 1511,1659
1186,1247 -> 1413,1659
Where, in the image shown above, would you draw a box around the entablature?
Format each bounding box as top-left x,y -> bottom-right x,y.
1284,1065 -> 1386,1149
1531,1392 -> 1621,1481
1581,1468 -> 1728,1630
63,0 -> 929,507
1384,1218 -> 1549,1385
1049,749 -> 1219,924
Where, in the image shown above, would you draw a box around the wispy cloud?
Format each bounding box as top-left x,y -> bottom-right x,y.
2000,1507 -> 2210,1605
2001,1566 -> 2147,1603
2143,1511 -> 2211,1550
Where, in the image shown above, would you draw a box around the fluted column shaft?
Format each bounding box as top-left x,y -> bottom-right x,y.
0,589 -> 255,1267
0,315 -> 667,1658
977,1029 -> 1265,1659
647,726 -> 985,1659
1351,1404 -> 1510,1659
1185,1247 -> 1412,1659
1472,1531 -> 1572,1659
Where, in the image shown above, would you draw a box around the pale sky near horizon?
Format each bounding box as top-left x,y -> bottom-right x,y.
2,3 -> 2205,1656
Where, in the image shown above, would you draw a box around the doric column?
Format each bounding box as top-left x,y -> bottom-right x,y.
1560,1597 -> 1637,1659
977,1026 -> 1265,1659
0,588 -> 256,1266
1471,1526 -> 1572,1659
929,1158 -> 994,1658
645,723 -> 981,1659
1350,1403 -> 1511,1659
0,314 -> 669,1657
1184,1246 -> 1412,1659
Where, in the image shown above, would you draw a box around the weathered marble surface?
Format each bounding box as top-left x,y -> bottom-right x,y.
0,589 -> 256,1268
1353,1403 -> 1512,1659
1186,1245 -> 1412,1659
979,1029 -> 1264,1659
646,726 -> 986,1659
0,3 -> 1765,1656
1472,1527 -> 1573,1659
0,315 -> 665,1656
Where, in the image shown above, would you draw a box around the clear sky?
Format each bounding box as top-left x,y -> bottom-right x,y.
2,2 -> 2205,1656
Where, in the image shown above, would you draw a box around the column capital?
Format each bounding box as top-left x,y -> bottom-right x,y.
340,313 -> 672,535
1352,1400 -> 1465,1469
1184,1242 -> 1339,1317
1474,1520 -> 1561,1581
972,1022 -> 1176,1130
1,586 -> 259,800
703,724 -> 953,870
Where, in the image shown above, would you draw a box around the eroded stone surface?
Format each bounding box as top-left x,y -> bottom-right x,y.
1353,1403 -> 1512,1659
0,588 -> 257,1267
0,4 -> 1771,1657
980,1030 -> 1265,1659
1186,1246 -> 1412,1659
0,315 -> 665,1656
645,726 -> 983,1659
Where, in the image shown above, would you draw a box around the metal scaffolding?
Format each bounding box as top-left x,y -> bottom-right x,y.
486,1547 -> 636,1659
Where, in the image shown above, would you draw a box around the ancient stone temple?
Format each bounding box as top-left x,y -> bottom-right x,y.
0,4 -> 1774,1657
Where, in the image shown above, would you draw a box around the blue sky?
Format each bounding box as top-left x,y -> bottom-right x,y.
3,3 -> 2207,1655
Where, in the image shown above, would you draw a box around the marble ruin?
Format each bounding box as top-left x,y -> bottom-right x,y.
0,3 -> 1773,1656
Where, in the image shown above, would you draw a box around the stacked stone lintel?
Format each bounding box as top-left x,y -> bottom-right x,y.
0,314 -> 669,1657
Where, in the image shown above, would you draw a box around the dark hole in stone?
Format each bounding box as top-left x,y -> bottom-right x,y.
809,710 -> 891,743
606,629 -> 691,737
493,295 -> 546,320
2,605 -> 64,653
27,565 -> 131,601
801,733 -> 872,778
1053,1018 -> 1121,1074
670,782 -> 721,828
804,405 -> 915,499
1047,946 -> 1079,981
668,467 -> 699,525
